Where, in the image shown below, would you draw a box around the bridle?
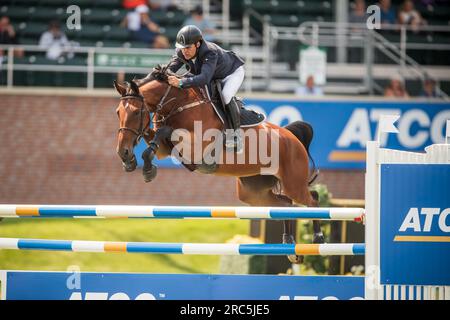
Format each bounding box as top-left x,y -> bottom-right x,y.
117,71 -> 209,143
118,94 -> 150,146
151,84 -> 207,125
150,62 -> 208,125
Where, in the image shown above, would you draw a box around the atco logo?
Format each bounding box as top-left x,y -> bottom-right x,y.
395,207 -> 450,242
399,208 -> 450,232
337,108 -> 450,148
69,292 -> 157,300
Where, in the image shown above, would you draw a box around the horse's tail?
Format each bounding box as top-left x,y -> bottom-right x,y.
284,121 -> 319,186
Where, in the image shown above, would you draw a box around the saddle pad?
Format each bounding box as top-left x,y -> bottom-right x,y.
210,99 -> 266,128
240,108 -> 266,127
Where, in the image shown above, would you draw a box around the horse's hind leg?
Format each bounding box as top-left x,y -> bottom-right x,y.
310,190 -> 325,243
280,175 -> 325,245
237,176 -> 304,264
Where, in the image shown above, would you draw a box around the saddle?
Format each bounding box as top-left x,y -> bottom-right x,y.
207,80 -> 266,129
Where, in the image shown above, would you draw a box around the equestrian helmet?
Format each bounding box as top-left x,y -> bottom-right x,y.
175,25 -> 203,49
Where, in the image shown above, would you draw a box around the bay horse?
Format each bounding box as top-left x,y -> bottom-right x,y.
114,65 -> 324,263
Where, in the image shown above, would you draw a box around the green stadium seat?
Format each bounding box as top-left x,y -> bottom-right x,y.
267,14 -> 297,27
76,39 -> 95,47
11,0 -> 41,5
31,7 -> 66,22
64,0 -> 91,7
149,10 -> 167,24
101,40 -> 127,48
21,21 -> 48,38
92,0 -> 122,9
39,0 -> 70,7
247,1 -> 275,14
82,8 -> 127,24
17,37 -> 39,45
299,1 -> 333,15
74,24 -> 105,40
3,6 -> 31,21
161,26 -> 179,41
111,9 -> 128,24
104,25 -> 130,41
127,41 -> 149,48
82,8 -> 114,23
163,10 -> 188,25
63,56 -> 88,66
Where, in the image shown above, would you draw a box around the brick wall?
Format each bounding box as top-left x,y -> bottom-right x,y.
0,93 -> 364,205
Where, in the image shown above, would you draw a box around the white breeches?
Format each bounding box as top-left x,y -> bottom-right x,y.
221,66 -> 245,104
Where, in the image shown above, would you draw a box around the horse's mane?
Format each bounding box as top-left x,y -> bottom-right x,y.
134,64 -> 178,87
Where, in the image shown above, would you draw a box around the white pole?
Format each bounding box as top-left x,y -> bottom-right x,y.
446,120 -> 450,144
7,46 -> 14,88
365,140 -> 381,300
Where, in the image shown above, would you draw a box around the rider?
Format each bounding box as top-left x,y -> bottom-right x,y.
166,25 -> 245,152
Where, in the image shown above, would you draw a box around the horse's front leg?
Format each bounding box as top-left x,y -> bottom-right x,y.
142,126 -> 173,182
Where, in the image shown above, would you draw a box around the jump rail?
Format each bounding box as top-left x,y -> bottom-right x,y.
0,238 -> 365,256
0,205 -> 365,222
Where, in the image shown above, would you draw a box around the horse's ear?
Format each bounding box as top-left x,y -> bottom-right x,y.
113,80 -> 127,96
130,80 -> 139,95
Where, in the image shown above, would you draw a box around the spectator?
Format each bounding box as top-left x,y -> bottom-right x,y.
420,78 -> 443,98
39,20 -> 70,60
148,0 -> 178,12
348,1 -> 368,62
121,4 -> 169,48
349,0 -> 369,24
295,75 -> 324,97
0,16 -> 24,62
183,5 -> 216,42
122,0 -> 147,9
378,0 -> 397,25
398,0 -> 426,32
384,76 -> 409,98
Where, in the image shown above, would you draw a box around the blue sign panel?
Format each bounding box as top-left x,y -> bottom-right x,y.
380,164 -> 450,286
3,272 -> 364,300
136,100 -> 449,169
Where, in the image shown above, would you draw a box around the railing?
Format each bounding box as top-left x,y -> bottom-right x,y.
242,8 -> 269,91
239,12 -> 450,96
0,44 -> 173,90
298,22 -> 450,97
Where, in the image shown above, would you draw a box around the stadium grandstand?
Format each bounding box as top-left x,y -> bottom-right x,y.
0,0 -> 449,96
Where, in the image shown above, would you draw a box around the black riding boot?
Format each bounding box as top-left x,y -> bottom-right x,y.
225,97 -> 243,153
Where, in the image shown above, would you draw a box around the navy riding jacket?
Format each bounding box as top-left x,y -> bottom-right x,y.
168,40 -> 244,88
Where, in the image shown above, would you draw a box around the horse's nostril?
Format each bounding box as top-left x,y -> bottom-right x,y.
124,149 -> 129,156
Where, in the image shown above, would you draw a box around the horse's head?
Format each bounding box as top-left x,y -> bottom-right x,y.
114,79 -> 150,172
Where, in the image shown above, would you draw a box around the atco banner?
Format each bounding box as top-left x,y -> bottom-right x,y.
136,99 -> 450,169
380,164 -> 450,286
2,271 -> 364,300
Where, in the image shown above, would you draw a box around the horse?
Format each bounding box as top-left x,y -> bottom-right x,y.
113,65 -> 324,263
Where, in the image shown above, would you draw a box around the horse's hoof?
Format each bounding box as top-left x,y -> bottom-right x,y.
282,233 -> 304,264
288,254 -> 304,264
313,232 -> 325,244
143,165 -> 157,182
